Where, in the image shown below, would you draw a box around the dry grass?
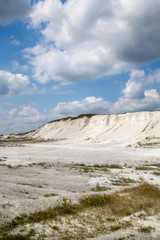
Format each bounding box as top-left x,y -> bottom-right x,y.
49,114 -> 98,123
43,193 -> 57,198
91,183 -> 109,192
70,162 -> 122,173
135,166 -> 155,170
1,183 -> 160,239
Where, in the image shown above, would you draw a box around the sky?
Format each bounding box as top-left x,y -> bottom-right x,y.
0,0 -> 160,134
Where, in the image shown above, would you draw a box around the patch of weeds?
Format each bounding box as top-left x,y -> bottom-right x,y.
28,162 -> 54,169
86,136 -> 92,141
72,163 -> 86,167
70,162 -> 122,173
0,164 -> 12,168
57,198 -> 76,215
44,193 -> 57,198
82,166 -> 93,173
91,183 -> 109,192
0,164 -> 24,169
80,194 -> 117,207
52,225 -> 59,231
0,234 -> 30,240
137,141 -> 160,147
10,214 -> 27,227
27,198 -> 76,223
28,229 -> 36,236
137,142 -> 142,147
49,114 -> 98,123
116,238 -> 126,240
0,159 -> 6,162
110,225 -> 121,232
138,226 -> 152,233
112,178 -> 136,186
135,166 -> 155,170
37,162 -> 54,169
106,217 -> 116,222
115,178 -> 137,186
153,171 -> 160,176
81,183 -> 160,216
1,183 -> 160,237
93,164 -> 122,169
139,176 -> 145,181
120,178 -> 137,185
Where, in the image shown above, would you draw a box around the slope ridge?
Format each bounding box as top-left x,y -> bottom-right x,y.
22,111 -> 160,146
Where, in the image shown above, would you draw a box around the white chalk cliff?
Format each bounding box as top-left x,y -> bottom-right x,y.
20,111 -> 160,146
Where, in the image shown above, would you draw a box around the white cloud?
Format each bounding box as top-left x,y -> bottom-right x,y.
113,89 -> 160,113
53,96 -> 110,117
19,106 -> 38,116
26,0 -> 160,84
11,39 -> 20,46
9,108 -> 17,117
2,67 -> 160,134
51,69 -> 160,116
12,60 -> 29,72
4,105 -> 49,134
0,0 -> 31,25
122,70 -> 146,99
3,89 -> 160,135
0,70 -> 35,97
112,69 -> 160,113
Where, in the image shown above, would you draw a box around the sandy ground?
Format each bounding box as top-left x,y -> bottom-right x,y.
0,141 -> 160,239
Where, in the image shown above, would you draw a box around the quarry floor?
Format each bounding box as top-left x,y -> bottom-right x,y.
0,141 -> 160,239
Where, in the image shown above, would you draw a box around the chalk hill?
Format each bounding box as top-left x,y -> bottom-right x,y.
14,111 -> 160,146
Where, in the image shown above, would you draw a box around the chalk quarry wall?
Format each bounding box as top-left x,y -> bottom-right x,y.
25,111 -> 160,146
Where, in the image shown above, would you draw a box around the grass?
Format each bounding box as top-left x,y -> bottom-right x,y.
43,193 -> 57,198
110,225 -> 121,232
70,162 -> 122,173
52,225 -> 59,230
150,163 -> 160,168
116,238 -> 125,240
0,234 -> 30,240
138,226 -> 152,233
106,217 -> 116,222
0,228 -> 35,240
48,114 -> 98,123
92,164 -> 122,169
137,141 -> 160,147
135,166 -> 155,170
28,162 -> 54,169
0,164 -> 25,169
86,136 -> 92,141
112,177 -> 137,186
91,183 -> 109,192
1,183 -> 160,238
153,171 -> 160,176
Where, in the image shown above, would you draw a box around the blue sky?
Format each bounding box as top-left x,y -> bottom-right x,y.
0,0 -> 160,134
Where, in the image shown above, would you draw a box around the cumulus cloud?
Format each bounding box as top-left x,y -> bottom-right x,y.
113,69 -> 160,113
4,105 -> 49,134
2,67 -> 160,134
3,88 -> 160,135
18,106 -> 42,122
53,96 -> 110,117
122,69 -> 160,99
26,0 -> 160,84
0,0 -> 31,25
113,89 -> 160,113
51,69 -> 160,117
0,70 -> 35,97
9,108 -> 17,117
122,70 -> 146,99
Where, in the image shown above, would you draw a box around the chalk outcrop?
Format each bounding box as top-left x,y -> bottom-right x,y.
18,111 -> 160,146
